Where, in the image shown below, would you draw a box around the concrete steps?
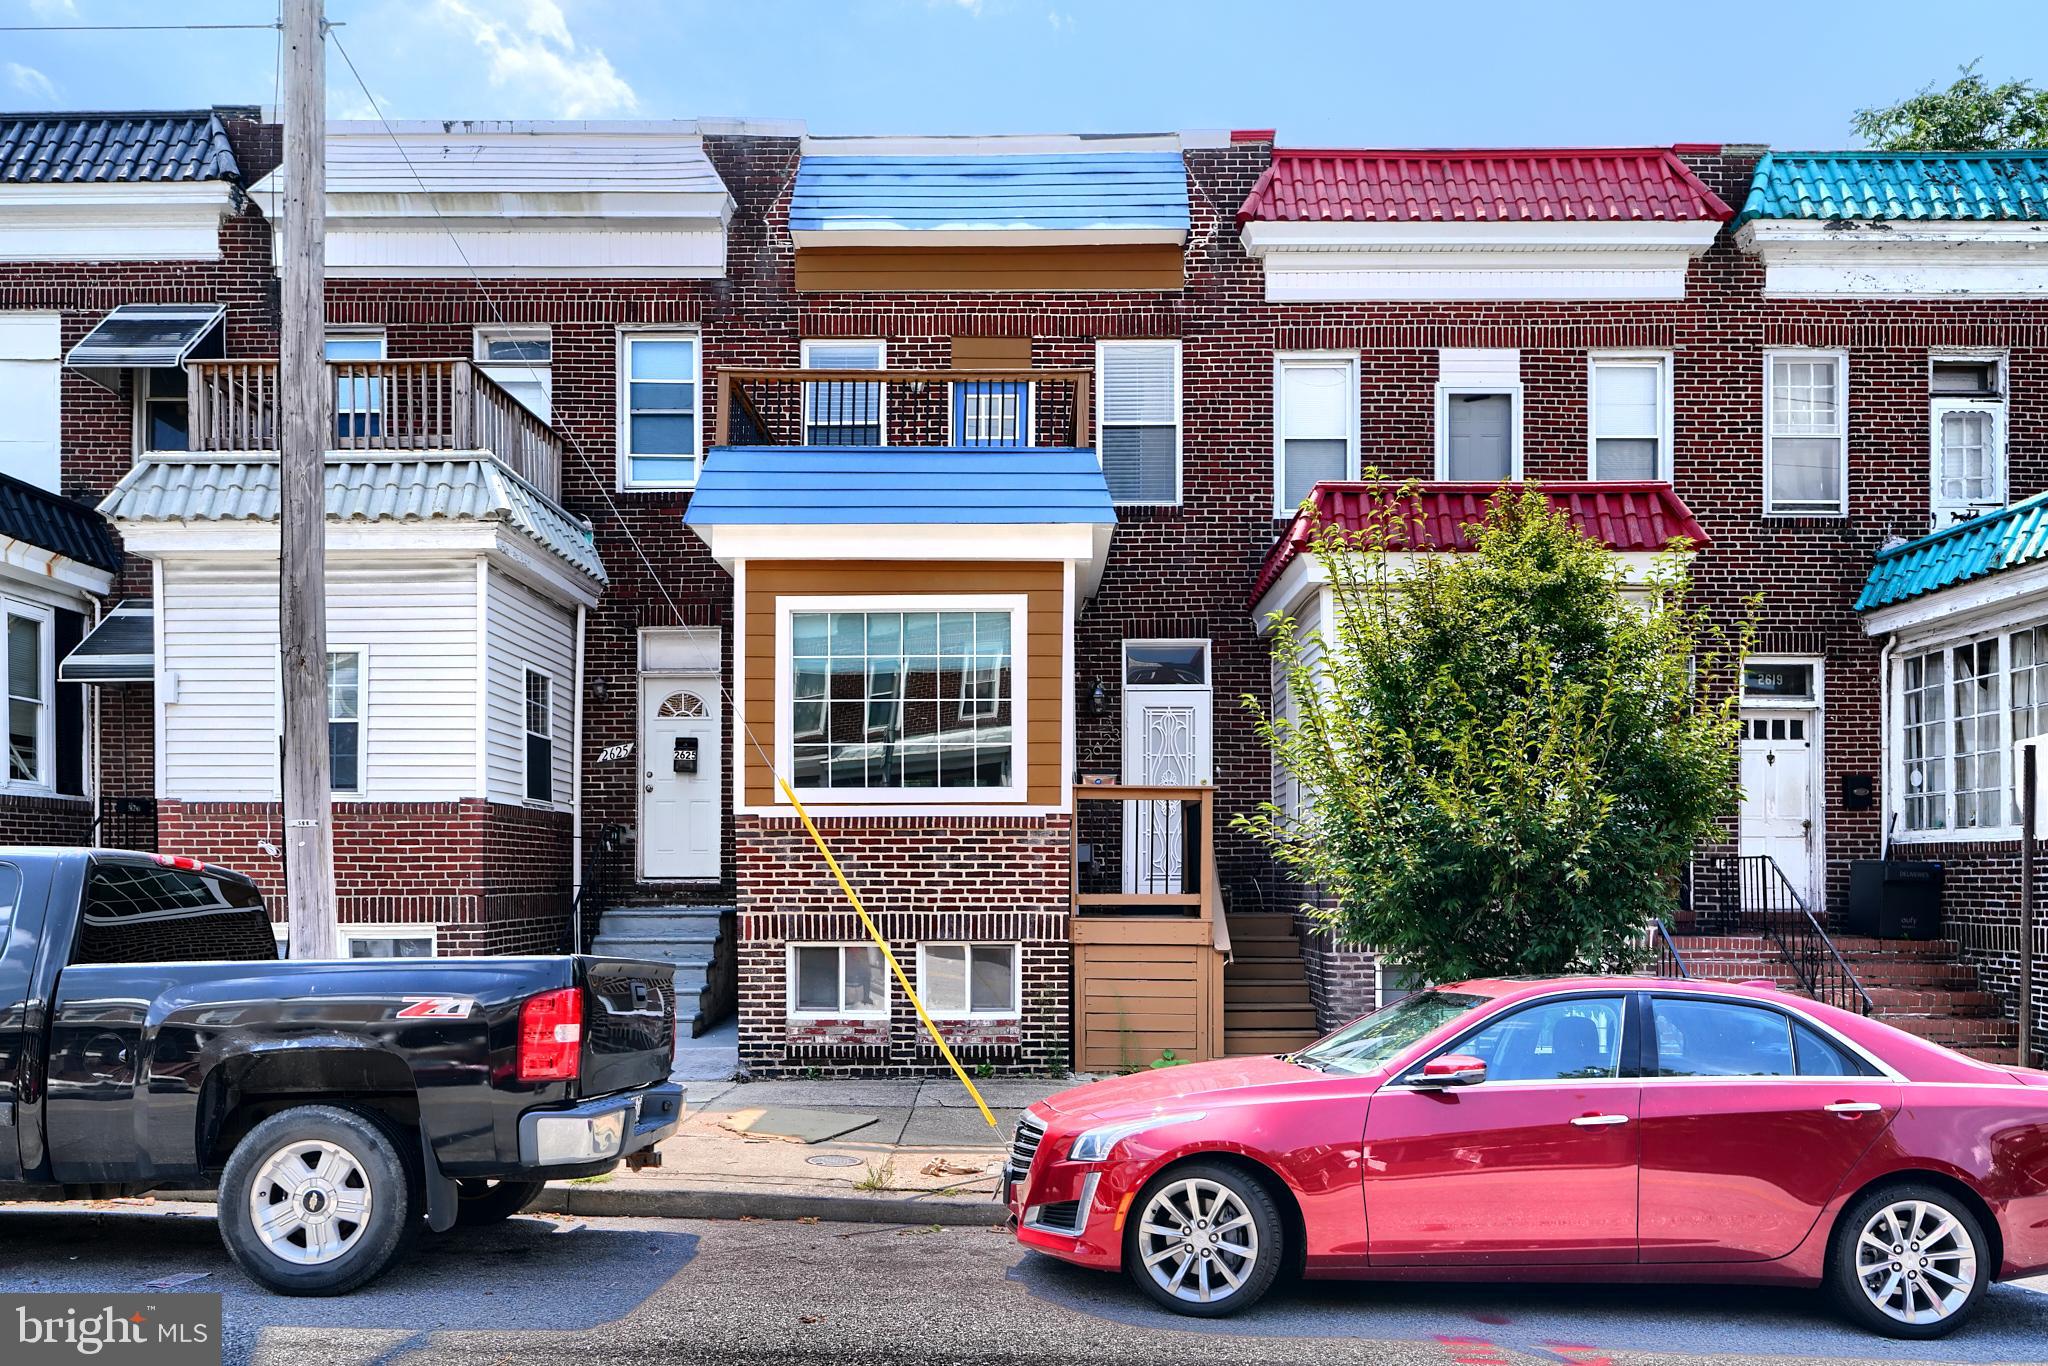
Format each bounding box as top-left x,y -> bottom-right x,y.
1221,911 -> 1321,1057
591,905 -> 736,1037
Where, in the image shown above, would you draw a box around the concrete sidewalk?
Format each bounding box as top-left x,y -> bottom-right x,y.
534,1072 -> 1078,1226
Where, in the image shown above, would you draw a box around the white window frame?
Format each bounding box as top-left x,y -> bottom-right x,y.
774,594 -> 1029,806
1892,621 -> 2041,841
1928,352 -> 2006,526
1095,339 -> 1183,507
1586,351 -> 1673,482
916,942 -> 1022,1019
474,325 -> 553,422
1273,351 -> 1360,515
339,924 -> 437,960
2,597 -> 55,794
132,366 -> 193,455
327,646 -> 365,797
325,328 -> 387,440
618,329 -> 704,491
523,666 -> 555,806
1763,349 -> 1849,517
786,941 -> 890,1020
1435,384 -> 1523,481
801,338 -> 888,447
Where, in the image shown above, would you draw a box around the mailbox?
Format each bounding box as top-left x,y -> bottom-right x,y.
673,736 -> 699,775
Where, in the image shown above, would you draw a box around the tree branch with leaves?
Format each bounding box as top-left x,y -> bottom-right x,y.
1854,61 -> 2048,151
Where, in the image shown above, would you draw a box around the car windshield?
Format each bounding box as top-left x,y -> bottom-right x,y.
1290,990 -> 1488,1076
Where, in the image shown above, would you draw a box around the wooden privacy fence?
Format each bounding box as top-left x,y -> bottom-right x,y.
186,358 -> 562,498
1071,784 -> 1231,1073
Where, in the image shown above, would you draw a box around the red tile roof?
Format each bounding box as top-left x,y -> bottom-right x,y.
1238,148 -> 1734,225
1251,482 -> 1711,609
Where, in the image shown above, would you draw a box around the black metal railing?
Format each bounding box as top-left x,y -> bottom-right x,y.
1646,917 -> 1691,979
710,368 -> 1092,451
90,796 -> 159,853
568,822 -> 629,955
1689,852 -> 1873,1015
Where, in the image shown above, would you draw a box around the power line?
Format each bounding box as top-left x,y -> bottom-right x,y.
0,23 -> 292,31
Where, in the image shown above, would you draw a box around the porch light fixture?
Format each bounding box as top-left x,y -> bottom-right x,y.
589,676 -> 610,703
1088,679 -> 1109,718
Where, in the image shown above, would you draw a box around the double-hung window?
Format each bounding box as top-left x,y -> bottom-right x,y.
1097,340 -> 1181,504
326,331 -> 385,441
1589,354 -> 1671,481
621,333 -> 701,487
5,604 -> 50,788
1436,350 -> 1521,482
524,668 -> 554,804
791,943 -> 887,1017
1274,353 -> 1357,513
802,339 -> 885,446
327,649 -> 362,794
784,600 -> 1021,799
141,367 -> 191,452
1764,350 -> 1847,515
919,943 -> 1019,1017
476,327 -> 552,422
1929,355 -> 2005,526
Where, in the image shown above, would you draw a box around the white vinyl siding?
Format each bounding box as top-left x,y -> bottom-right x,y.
1269,589 -> 1326,825
159,563 -> 281,800
485,573 -> 575,806
1275,353 -> 1358,513
0,313 -> 62,493
1765,350 -> 1848,515
1096,340 -> 1181,505
1588,354 -> 1671,481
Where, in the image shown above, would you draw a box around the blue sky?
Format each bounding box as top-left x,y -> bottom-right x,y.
3,0 -> 2045,148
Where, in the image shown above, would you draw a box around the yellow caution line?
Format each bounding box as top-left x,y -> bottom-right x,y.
774,775 -> 998,1129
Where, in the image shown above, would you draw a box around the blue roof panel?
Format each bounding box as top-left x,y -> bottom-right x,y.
1737,152 -> 2048,227
684,447 -> 1116,526
790,153 -> 1189,234
1858,491 -> 2048,612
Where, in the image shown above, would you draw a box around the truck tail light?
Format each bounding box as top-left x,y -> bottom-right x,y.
517,987 -> 583,1083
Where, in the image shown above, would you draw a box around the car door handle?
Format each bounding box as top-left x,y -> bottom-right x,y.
1824,1101 -> 1883,1115
1570,1114 -> 1630,1127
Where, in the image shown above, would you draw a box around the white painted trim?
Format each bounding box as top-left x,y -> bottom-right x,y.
617,327 -> 705,492
0,596 -> 56,795
915,941 -> 1024,1019
1253,547 -> 1678,631
1737,219 -> 2048,298
1738,654 -> 1827,910
1434,384 -> 1523,481
571,602 -> 586,897
336,923 -> 438,958
785,941 -> 891,1020
325,643 -> 367,798
1242,219 -> 1723,254
799,338 -> 889,447
152,559 -> 167,799
0,182 -> 236,263
0,543 -> 110,601
1095,338 -> 1182,507
1762,349 -> 1849,518
1928,356 -> 2008,526
772,593 -> 1030,806
693,523 -> 1111,602
1273,350 -> 1360,515
522,664 -> 556,806
1585,351 -> 1674,482
474,557 -> 491,801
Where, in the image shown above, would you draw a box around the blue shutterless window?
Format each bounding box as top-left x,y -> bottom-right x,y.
326,333 -> 384,440
951,380 -> 1029,448
625,335 -> 700,486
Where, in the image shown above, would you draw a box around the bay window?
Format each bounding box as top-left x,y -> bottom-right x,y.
1896,624 -> 2048,834
1764,350 -> 1847,515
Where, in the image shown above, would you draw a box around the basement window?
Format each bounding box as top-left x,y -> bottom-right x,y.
790,943 -> 887,1018
919,943 -> 1019,1017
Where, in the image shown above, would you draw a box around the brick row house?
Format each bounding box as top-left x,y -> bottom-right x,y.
3,105 -> 2045,1073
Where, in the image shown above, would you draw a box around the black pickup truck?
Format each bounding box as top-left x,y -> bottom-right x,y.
0,848 -> 681,1294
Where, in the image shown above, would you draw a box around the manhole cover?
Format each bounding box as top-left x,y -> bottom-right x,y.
806,1153 -> 863,1167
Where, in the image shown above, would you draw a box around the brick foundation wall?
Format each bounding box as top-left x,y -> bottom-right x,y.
0,793 -> 92,846
157,797 -> 571,954
1894,837 -> 2048,1063
734,812 -> 1071,1076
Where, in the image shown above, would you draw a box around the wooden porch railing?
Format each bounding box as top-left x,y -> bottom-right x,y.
1070,784 -> 1231,1071
711,367 -> 1093,450
186,358 -> 562,498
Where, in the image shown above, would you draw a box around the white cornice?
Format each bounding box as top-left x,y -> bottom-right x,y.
1737,219 -> 2048,297
0,540 -> 110,601
0,182 -> 237,263
1240,219 -> 1723,255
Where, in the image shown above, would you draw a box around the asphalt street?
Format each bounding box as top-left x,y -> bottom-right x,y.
3,1200 -> 2046,1365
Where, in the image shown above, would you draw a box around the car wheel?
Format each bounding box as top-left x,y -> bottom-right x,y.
452,1179 -> 547,1228
1830,1182 -> 1989,1339
217,1105 -> 417,1296
1123,1162 -> 1284,1317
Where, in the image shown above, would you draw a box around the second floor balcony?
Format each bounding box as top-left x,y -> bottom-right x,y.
183,358 -> 562,498
709,366 -> 1094,453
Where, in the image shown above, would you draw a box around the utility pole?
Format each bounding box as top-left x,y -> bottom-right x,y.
281,0 -> 336,961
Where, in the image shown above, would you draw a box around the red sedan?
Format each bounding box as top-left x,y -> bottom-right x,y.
1006,977 -> 2048,1338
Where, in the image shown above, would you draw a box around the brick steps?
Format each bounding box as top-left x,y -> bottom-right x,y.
1223,912 -> 1320,1058
1224,1028 -> 1321,1056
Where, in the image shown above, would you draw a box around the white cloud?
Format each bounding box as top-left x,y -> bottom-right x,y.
27,0 -> 79,18
6,62 -> 58,101
432,0 -> 638,118
1047,10 -> 1073,32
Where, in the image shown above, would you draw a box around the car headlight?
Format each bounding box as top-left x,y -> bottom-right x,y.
1066,1111 -> 1205,1163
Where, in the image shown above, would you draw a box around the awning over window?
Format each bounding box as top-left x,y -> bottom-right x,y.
60,599 -> 153,683
64,303 -> 225,393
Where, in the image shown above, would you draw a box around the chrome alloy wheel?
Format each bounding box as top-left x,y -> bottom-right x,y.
248,1138 -> 375,1266
1135,1177 -> 1259,1305
1854,1198 -> 1978,1326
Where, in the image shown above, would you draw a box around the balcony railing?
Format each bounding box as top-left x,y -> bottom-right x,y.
710,367 -> 1093,450
186,359 -> 562,497
1687,852 -> 1874,1015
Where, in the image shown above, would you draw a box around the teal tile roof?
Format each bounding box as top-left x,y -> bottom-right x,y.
1737,152 -> 2048,227
1857,491 -> 2048,612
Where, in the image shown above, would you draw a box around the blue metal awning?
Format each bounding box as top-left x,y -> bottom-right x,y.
684,447 -> 1116,527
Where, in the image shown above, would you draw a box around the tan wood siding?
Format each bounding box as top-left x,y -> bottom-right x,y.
1072,917 -> 1225,1070
794,243 -> 1184,293
950,335 -> 1034,369
741,560 -> 1065,807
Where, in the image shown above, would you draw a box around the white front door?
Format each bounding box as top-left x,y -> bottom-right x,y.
642,683 -> 720,880
1738,709 -> 1814,900
1120,641 -> 1213,895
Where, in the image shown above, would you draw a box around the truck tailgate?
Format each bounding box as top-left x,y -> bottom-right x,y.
581,958 -> 677,1097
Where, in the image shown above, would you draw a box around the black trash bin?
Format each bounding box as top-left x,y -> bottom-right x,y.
1847,860 -> 1944,940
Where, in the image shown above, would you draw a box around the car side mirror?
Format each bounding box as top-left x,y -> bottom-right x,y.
1414,1053 -> 1487,1089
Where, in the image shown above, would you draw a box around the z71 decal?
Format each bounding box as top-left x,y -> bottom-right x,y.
395,996 -> 477,1020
